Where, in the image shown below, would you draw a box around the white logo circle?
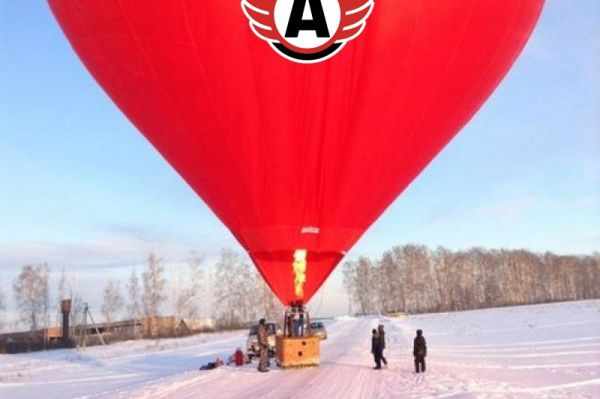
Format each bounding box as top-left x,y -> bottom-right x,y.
274,0 -> 341,49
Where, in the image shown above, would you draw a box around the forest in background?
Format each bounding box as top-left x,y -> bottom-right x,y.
343,245 -> 600,315
1,245 -> 599,333
0,249 -> 282,334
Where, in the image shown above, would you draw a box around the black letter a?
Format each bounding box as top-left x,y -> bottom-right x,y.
285,0 -> 330,38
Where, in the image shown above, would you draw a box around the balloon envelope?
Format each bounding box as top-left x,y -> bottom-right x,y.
48,0 -> 544,305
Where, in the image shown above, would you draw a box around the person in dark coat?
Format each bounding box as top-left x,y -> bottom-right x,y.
413,329 -> 427,373
257,318 -> 269,372
378,324 -> 388,366
371,329 -> 382,369
286,313 -> 293,337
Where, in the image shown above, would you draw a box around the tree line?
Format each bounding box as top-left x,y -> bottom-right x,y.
343,245 -> 600,315
3,245 -> 598,331
1,249 -> 282,333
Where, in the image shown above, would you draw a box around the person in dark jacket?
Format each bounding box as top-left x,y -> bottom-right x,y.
257,318 -> 269,372
371,328 -> 382,369
378,324 -> 388,366
413,329 -> 427,373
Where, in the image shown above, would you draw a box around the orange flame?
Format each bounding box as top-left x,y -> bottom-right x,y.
293,249 -> 307,298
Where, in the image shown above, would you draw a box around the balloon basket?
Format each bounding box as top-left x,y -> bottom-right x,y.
275,335 -> 320,368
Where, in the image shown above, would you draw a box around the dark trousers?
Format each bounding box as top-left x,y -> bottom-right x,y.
381,350 -> 387,365
258,346 -> 269,371
415,356 -> 426,373
373,351 -> 382,369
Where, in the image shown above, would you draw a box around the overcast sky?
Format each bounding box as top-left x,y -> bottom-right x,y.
0,1 -> 598,320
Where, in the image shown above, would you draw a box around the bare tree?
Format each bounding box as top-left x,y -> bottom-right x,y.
39,264 -> 51,332
342,257 -> 378,315
57,267 -> 67,302
67,274 -> 85,330
398,245 -> 432,313
126,268 -> 142,320
201,270 -> 214,320
251,275 -> 282,321
213,249 -> 239,327
54,267 -> 68,327
171,252 -> 205,324
183,251 -> 204,319
142,253 -> 166,319
13,264 -> 51,331
342,261 -> 358,314
235,260 -> 254,323
377,251 -> 400,313
171,264 -> 190,324
101,279 -> 124,331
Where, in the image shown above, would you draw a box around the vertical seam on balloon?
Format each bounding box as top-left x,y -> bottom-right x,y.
176,0 -> 221,163
331,42 -> 360,227
315,64 -> 331,253
239,2 -> 272,242
177,0 -> 250,248
341,2 -> 419,245
385,1 -> 477,228
338,2 -> 421,248
447,1 -> 525,150
328,15 -> 369,248
454,0 -> 539,152
375,2 -> 421,233
402,1 -> 477,163
114,0 -> 192,200
310,67 -> 327,254
298,67 -> 310,234
471,0 -> 531,110
66,2 -> 125,128
114,0 -> 249,255
115,0 -> 186,131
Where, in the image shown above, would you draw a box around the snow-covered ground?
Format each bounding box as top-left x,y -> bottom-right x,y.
1,300 -> 599,398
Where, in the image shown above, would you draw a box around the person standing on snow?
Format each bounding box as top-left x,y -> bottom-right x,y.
257,318 -> 270,372
378,324 -> 388,366
371,328 -> 382,369
413,329 -> 427,373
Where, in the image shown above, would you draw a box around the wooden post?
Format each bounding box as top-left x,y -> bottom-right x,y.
60,299 -> 71,345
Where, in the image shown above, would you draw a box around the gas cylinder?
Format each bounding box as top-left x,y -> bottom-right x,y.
235,348 -> 244,366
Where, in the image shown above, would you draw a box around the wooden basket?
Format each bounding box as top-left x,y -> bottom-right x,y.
275,335 -> 320,368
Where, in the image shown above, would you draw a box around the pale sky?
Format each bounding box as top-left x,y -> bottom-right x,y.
0,1 -> 598,321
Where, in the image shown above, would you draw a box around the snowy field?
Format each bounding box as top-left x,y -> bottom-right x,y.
1,300 -> 599,399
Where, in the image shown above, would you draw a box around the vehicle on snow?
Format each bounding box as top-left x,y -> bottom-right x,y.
246,322 -> 283,359
309,321 -> 327,340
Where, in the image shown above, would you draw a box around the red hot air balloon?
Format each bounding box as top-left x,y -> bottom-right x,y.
48,0 -> 544,305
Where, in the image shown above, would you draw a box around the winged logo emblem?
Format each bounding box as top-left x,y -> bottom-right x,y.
242,0 -> 374,63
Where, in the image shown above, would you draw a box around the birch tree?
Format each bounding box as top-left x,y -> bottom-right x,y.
101,279 -> 124,331
67,274 -> 85,330
183,251 -> 204,319
39,264 -> 51,331
57,267 -> 67,305
342,257 -> 378,315
126,268 -> 142,320
13,264 -> 51,331
55,267 -> 69,327
142,253 -> 166,319
171,264 -> 188,323
213,249 -> 239,326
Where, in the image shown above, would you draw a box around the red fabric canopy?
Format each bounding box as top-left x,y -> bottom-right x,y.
49,0 -> 544,305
